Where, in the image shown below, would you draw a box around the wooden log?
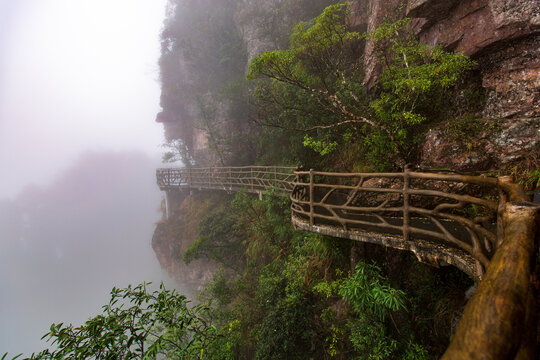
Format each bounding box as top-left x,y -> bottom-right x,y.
442,202 -> 538,360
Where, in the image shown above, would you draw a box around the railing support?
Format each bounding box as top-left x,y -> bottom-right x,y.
309,169 -> 314,228
403,166 -> 410,242
164,190 -> 171,220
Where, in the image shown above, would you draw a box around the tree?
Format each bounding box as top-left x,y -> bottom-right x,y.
247,4 -> 475,168
27,283 -> 218,360
162,139 -> 194,166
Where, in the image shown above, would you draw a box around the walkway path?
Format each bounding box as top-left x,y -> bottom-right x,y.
156,165 -> 538,359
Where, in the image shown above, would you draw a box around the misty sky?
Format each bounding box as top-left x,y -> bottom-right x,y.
0,151 -> 173,355
0,0 -> 182,355
0,0 -> 167,199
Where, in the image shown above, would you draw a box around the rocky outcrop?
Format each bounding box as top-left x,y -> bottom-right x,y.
408,0 -> 539,57
409,0 -> 539,171
355,0 -> 540,115
349,0 -> 539,171
420,118 -> 539,171
478,34 -> 539,120
407,0 -> 540,121
152,192 -> 220,296
234,0 -> 284,65
360,0 -> 405,89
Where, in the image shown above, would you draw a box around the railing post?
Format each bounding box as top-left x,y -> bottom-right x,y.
251,167 -> 254,192
309,169 -> 314,227
403,166 -> 410,242
164,190 -> 170,220
496,176 -> 511,248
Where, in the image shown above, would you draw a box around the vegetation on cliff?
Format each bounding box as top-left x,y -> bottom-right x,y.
247,4 -> 475,169
181,191 -> 471,359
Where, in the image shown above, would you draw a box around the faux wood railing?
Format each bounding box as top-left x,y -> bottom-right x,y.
290,168 -> 505,280
442,177 -> 538,359
156,166 -> 538,359
157,166 -> 296,196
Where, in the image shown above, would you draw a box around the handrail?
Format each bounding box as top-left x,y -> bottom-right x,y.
290,168 -> 502,279
157,166 -> 296,195
442,178 -> 538,359
156,166 -> 538,358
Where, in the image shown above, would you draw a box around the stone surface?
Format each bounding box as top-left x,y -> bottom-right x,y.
409,0 -> 540,56
420,117 -> 540,171
354,0 -> 540,123
479,34 -> 540,119
152,193 -> 220,296
407,0 -> 460,23
234,0 -> 282,64
361,0 -> 405,89
347,0 -> 540,170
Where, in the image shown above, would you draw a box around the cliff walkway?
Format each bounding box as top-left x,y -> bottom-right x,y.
156,166 -> 538,359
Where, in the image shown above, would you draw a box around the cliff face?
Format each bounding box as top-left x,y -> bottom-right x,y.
157,0 -> 538,172
152,191 -> 222,296
350,0 -> 539,171
408,0 -> 539,121
156,0 -> 337,166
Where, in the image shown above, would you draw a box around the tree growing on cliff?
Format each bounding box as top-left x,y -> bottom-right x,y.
247,3 -> 475,168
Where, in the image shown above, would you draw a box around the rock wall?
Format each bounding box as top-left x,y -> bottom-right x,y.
152,192 -> 220,296
351,0 -> 539,171
158,0 -> 538,172
408,0 -> 539,121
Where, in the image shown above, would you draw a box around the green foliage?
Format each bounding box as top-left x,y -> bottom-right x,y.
205,268 -> 234,307
524,168 -> 540,189
512,166 -> 540,190
204,319 -> 246,360
183,208 -> 243,270
403,338 -> 429,360
231,189 -> 298,262
248,3 -> 475,168
190,191 -> 344,360
348,318 -> 397,360
254,301 -> 313,360
28,283 -> 218,359
1,353 -> 22,360
313,261 -> 416,359
303,134 -> 338,156
339,261 -> 407,321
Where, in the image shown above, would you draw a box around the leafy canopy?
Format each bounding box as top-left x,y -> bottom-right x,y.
247,3 -> 475,168
27,283 -> 218,360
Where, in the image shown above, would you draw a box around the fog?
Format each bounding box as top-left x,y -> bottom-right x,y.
0,0 -> 167,199
0,151 -> 174,355
0,0 -> 176,356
